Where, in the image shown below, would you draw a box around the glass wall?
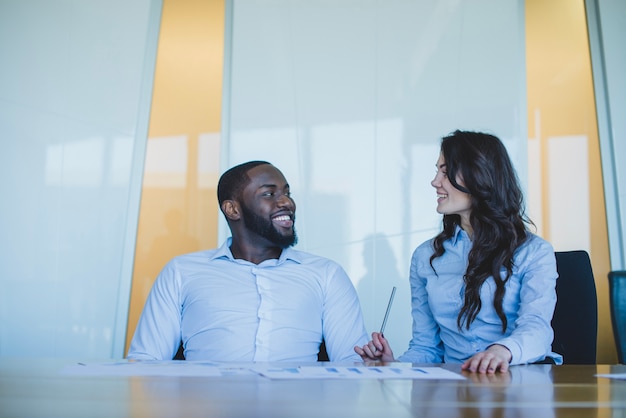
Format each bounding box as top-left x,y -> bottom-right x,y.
4,0 -> 618,361
586,0 -> 626,271
0,0 -> 162,358
223,0 -> 527,354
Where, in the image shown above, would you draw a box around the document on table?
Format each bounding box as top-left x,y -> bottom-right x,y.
254,366 -> 465,380
61,361 -> 225,377
60,362 -> 464,380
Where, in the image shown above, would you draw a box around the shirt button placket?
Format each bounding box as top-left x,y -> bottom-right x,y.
254,267 -> 270,361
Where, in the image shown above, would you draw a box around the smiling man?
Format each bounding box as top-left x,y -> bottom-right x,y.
128,161 -> 368,362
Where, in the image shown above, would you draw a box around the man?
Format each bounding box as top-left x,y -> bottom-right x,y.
128,161 -> 368,362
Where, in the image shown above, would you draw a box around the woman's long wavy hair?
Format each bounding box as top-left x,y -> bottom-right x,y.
430,130 -> 532,333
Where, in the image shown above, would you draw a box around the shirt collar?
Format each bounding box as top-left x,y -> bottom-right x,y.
210,237 -> 302,265
451,224 -> 470,245
210,237 -> 234,261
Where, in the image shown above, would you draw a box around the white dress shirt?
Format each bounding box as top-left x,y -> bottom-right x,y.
128,238 -> 368,362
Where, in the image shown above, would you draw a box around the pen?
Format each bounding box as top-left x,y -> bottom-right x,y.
379,286 -> 396,334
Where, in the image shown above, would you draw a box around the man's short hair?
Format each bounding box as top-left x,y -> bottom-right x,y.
217,161 -> 271,207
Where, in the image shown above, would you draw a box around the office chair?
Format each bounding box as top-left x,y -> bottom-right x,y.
173,341 -> 185,360
172,340 -> 331,361
552,250 -> 598,364
317,339 -> 329,361
608,270 -> 626,364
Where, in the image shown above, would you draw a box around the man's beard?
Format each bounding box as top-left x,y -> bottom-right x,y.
240,203 -> 298,248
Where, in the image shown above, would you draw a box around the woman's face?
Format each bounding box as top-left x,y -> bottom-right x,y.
431,153 -> 472,230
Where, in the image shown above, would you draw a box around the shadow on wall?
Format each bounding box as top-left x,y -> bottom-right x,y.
357,233 -> 412,355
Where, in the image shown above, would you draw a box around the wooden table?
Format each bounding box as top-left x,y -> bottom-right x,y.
1,359 -> 625,417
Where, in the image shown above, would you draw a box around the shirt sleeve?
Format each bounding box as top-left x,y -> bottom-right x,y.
493,238 -> 559,365
398,246 -> 445,363
320,262 -> 369,362
127,260 -> 182,360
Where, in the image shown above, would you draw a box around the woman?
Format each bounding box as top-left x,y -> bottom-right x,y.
355,130 -> 561,373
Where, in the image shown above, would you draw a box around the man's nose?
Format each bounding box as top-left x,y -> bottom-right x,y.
277,194 -> 294,208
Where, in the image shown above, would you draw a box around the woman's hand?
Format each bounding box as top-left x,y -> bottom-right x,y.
461,344 -> 512,374
354,332 -> 396,362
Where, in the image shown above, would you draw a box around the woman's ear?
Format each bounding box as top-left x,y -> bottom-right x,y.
221,200 -> 241,221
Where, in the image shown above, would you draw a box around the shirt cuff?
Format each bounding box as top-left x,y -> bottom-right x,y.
493,338 -> 521,365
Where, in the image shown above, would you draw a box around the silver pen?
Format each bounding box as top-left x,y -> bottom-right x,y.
379,286 -> 396,335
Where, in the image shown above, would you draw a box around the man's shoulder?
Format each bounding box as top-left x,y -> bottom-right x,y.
166,248 -> 224,268
173,247 -> 219,260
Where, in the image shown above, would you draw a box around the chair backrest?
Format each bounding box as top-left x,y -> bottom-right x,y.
317,339 -> 329,361
173,341 -> 185,360
608,270 -> 626,364
552,250 -> 598,364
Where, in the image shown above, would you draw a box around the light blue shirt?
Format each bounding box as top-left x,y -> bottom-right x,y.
398,227 -> 562,365
128,238 -> 368,362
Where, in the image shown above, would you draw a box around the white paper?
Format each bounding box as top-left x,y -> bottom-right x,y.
61,361 -> 223,377
60,361 -> 465,380
254,366 -> 465,380
596,373 -> 626,380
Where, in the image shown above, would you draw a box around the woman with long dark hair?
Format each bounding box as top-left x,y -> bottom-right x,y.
355,130 -> 561,373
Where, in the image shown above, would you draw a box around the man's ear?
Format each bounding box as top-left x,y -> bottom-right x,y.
221,200 -> 241,221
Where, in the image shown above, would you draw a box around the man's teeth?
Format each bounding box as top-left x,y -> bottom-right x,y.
273,215 -> 291,221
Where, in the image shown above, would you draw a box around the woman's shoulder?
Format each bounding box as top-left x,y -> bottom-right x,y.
514,232 -> 556,263
412,237 -> 435,255
521,232 -> 554,251
410,237 -> 439,268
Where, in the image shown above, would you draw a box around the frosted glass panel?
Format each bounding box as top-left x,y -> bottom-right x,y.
224,0 -> 526,354
547,136 -> 590,253
0,1 -> 162,358
587,0 -> 626,269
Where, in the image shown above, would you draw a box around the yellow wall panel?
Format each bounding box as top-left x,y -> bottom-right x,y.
125,0 -> 225,355
526,0 -> 614,363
